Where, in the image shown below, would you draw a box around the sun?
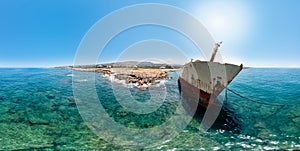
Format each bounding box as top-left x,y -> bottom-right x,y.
192,1 -> 252,42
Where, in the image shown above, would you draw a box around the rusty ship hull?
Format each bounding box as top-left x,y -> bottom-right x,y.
178,60 -> 243,110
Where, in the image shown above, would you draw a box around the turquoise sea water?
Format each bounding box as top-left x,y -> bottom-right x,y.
0,68 -> 299,150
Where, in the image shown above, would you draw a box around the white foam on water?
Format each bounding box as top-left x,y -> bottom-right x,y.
225,142 -> 234,146
156,145 -> 167,150
269,141 -> 279,145
66,74 -> 74,77
240,143 -> 252,148
104,73 -> 166,90
167,148 -> 177,151
263,146 -> 280,150
102,74 -> 110,77
74,79 -> 88,82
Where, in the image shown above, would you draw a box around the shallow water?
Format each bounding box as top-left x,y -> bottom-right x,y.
0,68 -> 299,150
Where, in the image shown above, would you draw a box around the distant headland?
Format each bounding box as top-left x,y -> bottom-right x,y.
56,61 -> 182,90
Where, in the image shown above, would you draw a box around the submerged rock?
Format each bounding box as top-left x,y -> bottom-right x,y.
292,117 -> 300,124
66,96 -> 75,103
138,85 -> 148,91
46,94 -> 55,99
28,116 -> 49,125
0,123 -> 53,150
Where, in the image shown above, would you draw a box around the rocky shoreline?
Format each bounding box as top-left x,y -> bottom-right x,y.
67,67 -> 176,90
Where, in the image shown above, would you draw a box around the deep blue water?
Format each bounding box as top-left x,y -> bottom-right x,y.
0,68 -> 299,150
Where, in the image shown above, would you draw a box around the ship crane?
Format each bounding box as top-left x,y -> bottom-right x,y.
210,41 -> 223,62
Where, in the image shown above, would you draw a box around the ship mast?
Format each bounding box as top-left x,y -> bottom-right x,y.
210,41 -> 222,62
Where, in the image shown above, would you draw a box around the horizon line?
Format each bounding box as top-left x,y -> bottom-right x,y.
0,65 -> 300,69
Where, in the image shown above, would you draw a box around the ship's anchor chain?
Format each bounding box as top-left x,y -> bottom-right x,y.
225,88 -> 288,106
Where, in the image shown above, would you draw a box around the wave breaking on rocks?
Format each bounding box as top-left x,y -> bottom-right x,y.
67,67 -> 175,90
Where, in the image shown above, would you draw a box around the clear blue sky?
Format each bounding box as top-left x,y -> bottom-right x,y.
0,0 -> 299,67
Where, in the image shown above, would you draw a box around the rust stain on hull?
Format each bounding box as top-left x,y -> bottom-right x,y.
178,60 -> 243,110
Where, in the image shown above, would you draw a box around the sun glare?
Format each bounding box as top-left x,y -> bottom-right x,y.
193,1 -> 252,42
